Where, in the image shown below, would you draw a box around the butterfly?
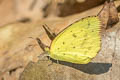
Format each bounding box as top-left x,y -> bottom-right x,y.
37,16 -> 101,64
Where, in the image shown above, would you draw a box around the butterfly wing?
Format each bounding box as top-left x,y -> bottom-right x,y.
50,16 -> 101,64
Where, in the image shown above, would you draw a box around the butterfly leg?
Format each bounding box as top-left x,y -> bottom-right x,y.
48,60 -> 60,66
43,24 -> 56,40
38,51 -> 54,66
56,60 -> 60,64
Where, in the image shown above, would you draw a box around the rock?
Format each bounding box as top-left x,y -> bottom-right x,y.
19,22 -> 120,80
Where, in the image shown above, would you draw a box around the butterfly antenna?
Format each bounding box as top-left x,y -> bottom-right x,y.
36,38 -> 49,51
43,24 -> 56,40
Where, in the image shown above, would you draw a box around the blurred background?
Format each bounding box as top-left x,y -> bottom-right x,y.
0,0 -> 106,27
1,0 -> 120,80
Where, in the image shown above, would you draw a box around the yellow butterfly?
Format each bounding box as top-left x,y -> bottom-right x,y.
37,16 -> 101,64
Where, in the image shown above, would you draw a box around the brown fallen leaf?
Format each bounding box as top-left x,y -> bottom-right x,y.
98,0 -> 119,29
108,0 -> 119,27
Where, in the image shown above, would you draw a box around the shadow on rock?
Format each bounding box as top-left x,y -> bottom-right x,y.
51,59 -> 112,74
